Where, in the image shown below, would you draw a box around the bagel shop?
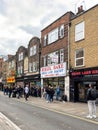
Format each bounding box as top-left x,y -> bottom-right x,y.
40,62 -> 69,99
70,67 -> 98,102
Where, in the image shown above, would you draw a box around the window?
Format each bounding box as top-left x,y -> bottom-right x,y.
48,28 -> 58,44
60,24 -> 64,38
19,52 -> 23,61
43,56 -> 47,67
75,49 -> 84,67
18,66 -> 23,74
33,62 -> 37,72
12,61 -> 14,68
30,47 -> 33,56
33,45 -> 36,55
75,21 -> 84,41
60,49 -> 64,63
44,35 -> 47,46
30,45 -> 37,56
47,51 -> 58,66
29,63 -> 33,72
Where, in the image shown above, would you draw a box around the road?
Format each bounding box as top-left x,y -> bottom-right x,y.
0,94 -> 98,130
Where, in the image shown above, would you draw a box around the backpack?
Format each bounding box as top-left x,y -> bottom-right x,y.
90,89 -> 97,99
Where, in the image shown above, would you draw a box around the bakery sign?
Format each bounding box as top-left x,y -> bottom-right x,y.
41,62 -> 66,78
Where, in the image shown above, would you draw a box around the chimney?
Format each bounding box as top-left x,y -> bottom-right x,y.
77,5 -> 84,14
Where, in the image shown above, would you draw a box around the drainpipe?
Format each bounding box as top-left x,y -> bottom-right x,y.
65,23 -> 70,101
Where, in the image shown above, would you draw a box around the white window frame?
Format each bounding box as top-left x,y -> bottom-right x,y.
33,62 -> 37,72
47,51 -> 59,66
29,63 -> 33,72
75,49 -> 84,67
33,45 -> 36,55
19,52 -> 23,61
48,28 -> 58,44
30,47 -> 33,56
60,24 -> 64,38
75,21 -> 85,41
60,49 -> 64,63
30,45 -> 37,56
43,56 -> 47,67
44,35 -> 47,46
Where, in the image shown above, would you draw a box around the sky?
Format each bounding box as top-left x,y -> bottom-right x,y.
0,0 -> 98,56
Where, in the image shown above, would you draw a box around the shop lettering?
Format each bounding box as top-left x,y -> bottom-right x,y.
41,67 -> 52,71
53,64 -> 63,70
71,69 -> 98,76
92,70 -> 98,74
71,72 -> 81,76
82,70 -> 91,75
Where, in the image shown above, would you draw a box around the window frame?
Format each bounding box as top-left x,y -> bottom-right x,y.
60,24 -> 64,38
75,21 -> 85,42
48,28 -> 59,44
75,48 -> 84,67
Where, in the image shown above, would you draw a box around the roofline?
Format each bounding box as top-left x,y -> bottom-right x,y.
71,4 -> 98,20
41,11 -> 74,32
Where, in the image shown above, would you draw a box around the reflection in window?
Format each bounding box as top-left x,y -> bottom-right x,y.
47,51 -> 58,66
75,49 -> 84,67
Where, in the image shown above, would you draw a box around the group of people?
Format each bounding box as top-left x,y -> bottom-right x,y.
3,84 -> 29,100
3,83 -> 97,118
42,84 -> 67,103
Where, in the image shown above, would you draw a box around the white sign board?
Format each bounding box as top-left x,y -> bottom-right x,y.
41,62 -> 66,78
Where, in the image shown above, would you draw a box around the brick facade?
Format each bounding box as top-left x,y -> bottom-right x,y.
41,12 -> 74,67
70,5 -> 98,69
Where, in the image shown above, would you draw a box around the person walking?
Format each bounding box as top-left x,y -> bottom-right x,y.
24,84 -> 29,101
86,84 -> 97,119
55,85 -> 60,100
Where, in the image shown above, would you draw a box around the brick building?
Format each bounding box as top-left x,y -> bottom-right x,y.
41,11 -> 74,100
69,4 -> 98,102
24,37 -> 41,87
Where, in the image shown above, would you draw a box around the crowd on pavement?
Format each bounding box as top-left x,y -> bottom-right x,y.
2,83 -> 98,120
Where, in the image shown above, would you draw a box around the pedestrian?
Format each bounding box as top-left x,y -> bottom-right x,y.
55,85 -> 60,100
8,86 -> 12,98
86,84 -> 97,119
50,86 -> 55,102
24,84 -> 29,101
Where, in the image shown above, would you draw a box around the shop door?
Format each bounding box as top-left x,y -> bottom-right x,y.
74,82 -> 79,102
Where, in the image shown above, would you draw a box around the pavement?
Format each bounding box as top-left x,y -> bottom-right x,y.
0,92 -> 98,129
23,96 -> 98,122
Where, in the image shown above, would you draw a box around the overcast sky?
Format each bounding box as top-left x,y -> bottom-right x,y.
0,0 -> 98,56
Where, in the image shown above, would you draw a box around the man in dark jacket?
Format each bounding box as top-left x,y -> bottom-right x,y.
86,84 -> 97,119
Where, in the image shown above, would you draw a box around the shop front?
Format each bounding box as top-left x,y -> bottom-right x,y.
70,67 -> 98,102
41,62 -> 70,100
16,74 -> 41,87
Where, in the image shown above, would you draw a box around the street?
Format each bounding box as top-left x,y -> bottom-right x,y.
0,93 -> 98,130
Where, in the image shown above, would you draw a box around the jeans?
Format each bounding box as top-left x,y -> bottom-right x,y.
87,100 -> 96,116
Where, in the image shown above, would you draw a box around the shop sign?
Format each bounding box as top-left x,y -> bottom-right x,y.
41,62 -> 66,78
7,76 -> 15,83
71,69 -> 98,76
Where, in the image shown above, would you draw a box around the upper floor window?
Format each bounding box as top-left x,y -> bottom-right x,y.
44,35 -> 47,46
43,56 -> 47,67
47,51 -> 58,66
19,52 -> 23,61
48,28 -> 58,44
30,45 -> 37,56
18,66 -> 23,74
9,61 -> 14,69
29,63 -> 33,72
75,21 -> 84,41
60,24 -> 64,38
33,62 -> 37,72
60,49 -> 64,63
75,49 -> 84,67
